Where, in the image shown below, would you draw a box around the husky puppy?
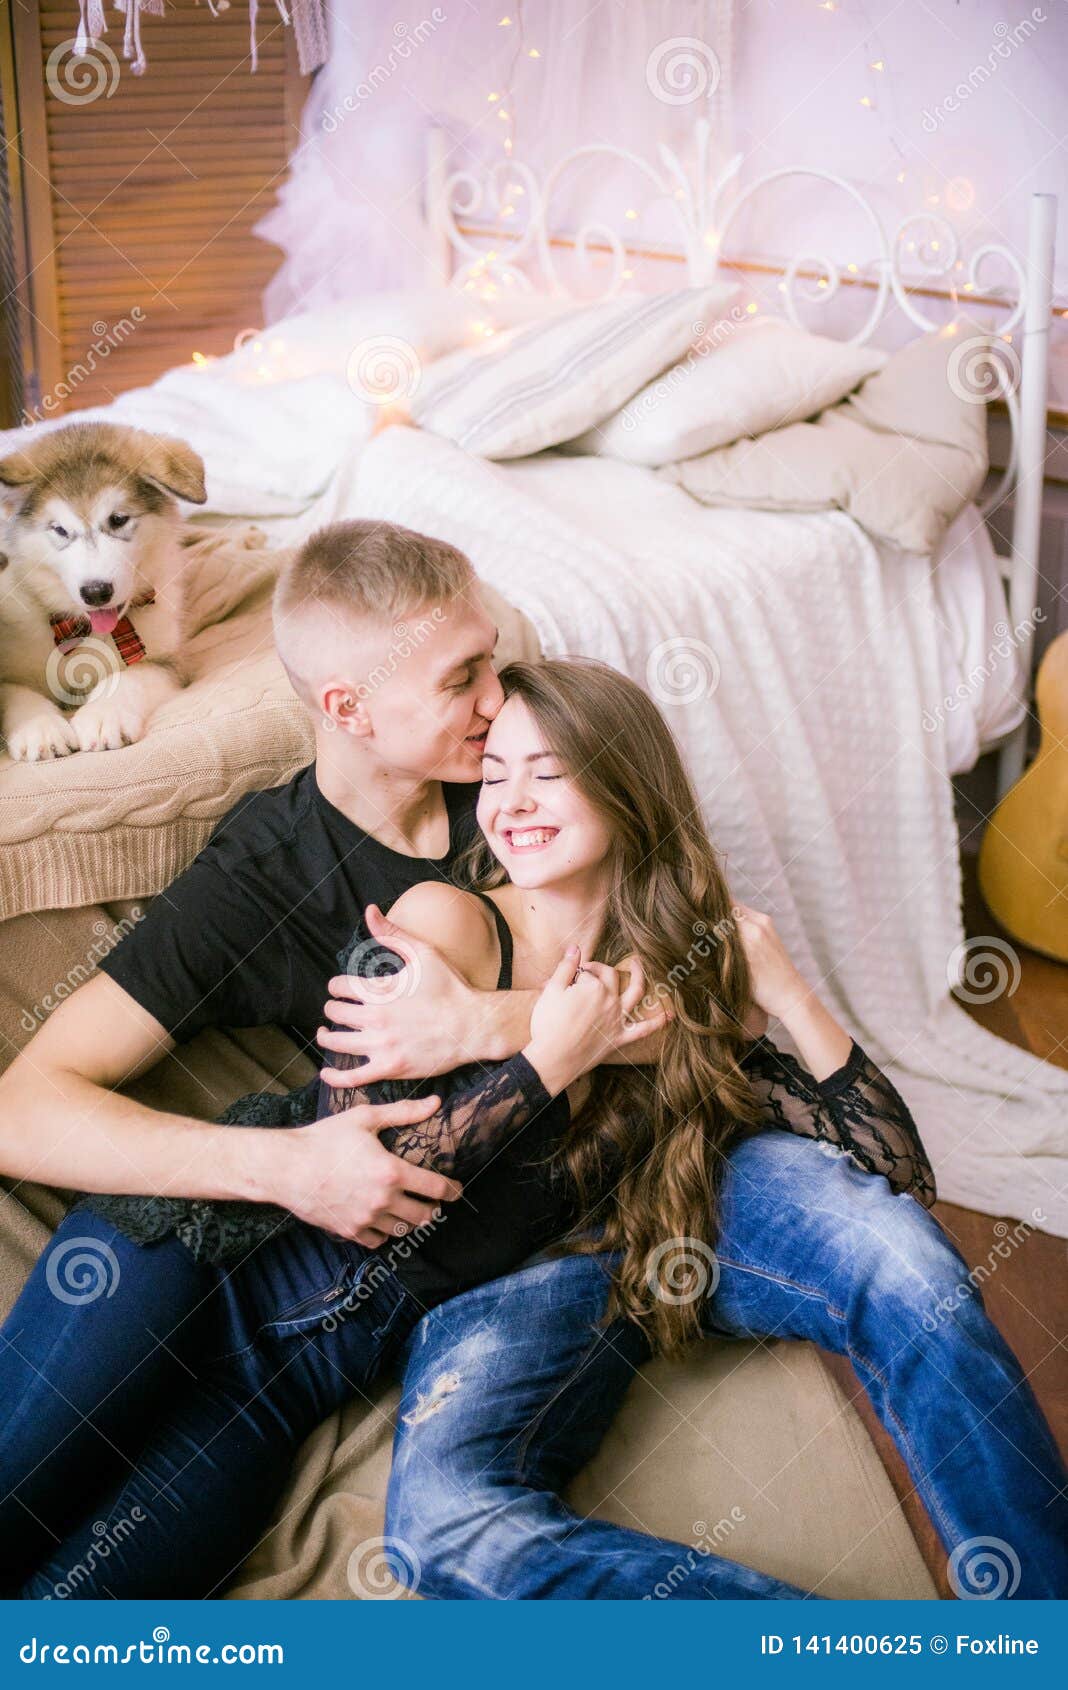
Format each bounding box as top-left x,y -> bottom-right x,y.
0,422 -> 206,760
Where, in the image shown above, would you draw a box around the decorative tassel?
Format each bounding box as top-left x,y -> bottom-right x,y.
130,0 -> 147,75
290,0 -> 328,76
76,0 -> 327,84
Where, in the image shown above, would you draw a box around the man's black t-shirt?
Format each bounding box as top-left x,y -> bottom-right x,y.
98,764 -> 480,1058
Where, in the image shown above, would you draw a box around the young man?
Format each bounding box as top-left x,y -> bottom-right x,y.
1,520 -> 1065,1598
0,520 -> 551,1240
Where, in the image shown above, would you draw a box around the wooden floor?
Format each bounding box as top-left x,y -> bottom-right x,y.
819,852 -> 1068,1600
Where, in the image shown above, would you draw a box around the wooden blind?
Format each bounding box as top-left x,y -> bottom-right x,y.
13,0 -> 307,418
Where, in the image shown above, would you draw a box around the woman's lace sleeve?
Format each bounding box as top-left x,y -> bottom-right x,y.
325,927 -> 567,1181
740,1036 -> 937,1207
326,1050 -> 567,1182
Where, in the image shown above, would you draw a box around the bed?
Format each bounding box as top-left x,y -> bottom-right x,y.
0,120 -> 1061,1600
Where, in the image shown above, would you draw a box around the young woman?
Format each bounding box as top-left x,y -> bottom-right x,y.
0,658 -> 934,1597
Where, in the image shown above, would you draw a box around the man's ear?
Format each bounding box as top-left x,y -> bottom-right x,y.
133,431 -> 207,505
320,680 -> 372,737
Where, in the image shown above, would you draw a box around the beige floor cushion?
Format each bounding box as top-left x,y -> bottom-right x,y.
0,903 -> 937,1602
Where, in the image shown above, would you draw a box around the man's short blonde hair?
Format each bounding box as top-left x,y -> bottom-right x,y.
272,519 -> 475,697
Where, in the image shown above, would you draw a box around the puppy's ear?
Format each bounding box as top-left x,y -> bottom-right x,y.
0,447 -> 40,491
136,433 -> 207,505
0,460 -> 33,524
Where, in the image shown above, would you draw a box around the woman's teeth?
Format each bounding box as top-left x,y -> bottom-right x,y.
506,827 -> 558,851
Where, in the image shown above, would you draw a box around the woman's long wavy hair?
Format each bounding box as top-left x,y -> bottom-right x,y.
462,658 -> 760,1358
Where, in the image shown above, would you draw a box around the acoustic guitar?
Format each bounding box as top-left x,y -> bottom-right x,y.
978,629 -> 1068,963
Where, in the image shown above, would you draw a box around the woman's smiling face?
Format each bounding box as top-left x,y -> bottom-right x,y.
476,694 -> 613,889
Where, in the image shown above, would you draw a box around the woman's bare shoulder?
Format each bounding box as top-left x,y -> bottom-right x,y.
385,882 -> 499,988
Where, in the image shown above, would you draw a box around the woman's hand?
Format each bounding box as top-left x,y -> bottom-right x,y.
522,946 -> 652,1097
734,904 -> 810,1026
734,904 -> 853,1078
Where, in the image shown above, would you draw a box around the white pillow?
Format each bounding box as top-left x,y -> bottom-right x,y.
408,284 -> 738,460
570,317 -> 887,466
227,287 -> 572,386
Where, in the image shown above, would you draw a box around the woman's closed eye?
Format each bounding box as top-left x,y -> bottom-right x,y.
482,773 -> 563,785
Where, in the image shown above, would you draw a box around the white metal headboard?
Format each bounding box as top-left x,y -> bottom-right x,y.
425,120 -> 1056,797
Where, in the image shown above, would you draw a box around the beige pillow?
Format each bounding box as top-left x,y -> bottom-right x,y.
661,325 -> 990,553
409,284 -> 737,460
571,317 -> 885,465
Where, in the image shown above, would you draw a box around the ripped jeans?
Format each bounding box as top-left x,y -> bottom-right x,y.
2,1127 -> 1066,1598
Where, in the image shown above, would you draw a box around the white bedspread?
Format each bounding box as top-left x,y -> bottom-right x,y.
345,426 -> 1068,1237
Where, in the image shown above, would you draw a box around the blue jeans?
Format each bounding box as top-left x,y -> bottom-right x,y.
0,1211 -> 422,1598
1,1130 -> 1065,1598
384,1131 -> 1068,1600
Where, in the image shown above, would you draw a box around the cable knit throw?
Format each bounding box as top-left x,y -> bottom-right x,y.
73,1 -> 329,80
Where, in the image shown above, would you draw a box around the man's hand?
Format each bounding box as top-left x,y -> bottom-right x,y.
318,903 -> 480,1087
274,1092 -> 462,1246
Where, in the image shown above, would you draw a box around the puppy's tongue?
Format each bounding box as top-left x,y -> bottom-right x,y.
87,608 -> 120,636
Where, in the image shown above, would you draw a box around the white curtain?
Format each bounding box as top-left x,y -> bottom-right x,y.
254,0 -> 733,319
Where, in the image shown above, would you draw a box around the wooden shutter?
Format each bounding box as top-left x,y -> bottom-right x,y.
10,0 -> 308,419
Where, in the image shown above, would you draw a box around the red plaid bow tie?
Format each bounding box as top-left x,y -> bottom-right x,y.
49,590 -> 156,665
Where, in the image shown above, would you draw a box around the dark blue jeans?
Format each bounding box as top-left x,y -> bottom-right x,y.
1,1129 -> 1066,1598
0,1209 -> 421,1599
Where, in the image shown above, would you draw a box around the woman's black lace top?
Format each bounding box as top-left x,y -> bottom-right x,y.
82,912 -> 935,1272
738,1035 -> 936,1209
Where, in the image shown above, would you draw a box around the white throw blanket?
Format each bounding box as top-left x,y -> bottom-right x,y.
348,425 -> 1068,1238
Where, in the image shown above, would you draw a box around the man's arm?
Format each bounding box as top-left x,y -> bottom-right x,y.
0,974 -> 460,1245
319,905 -> 669,1086
0,973 -> 277,1198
